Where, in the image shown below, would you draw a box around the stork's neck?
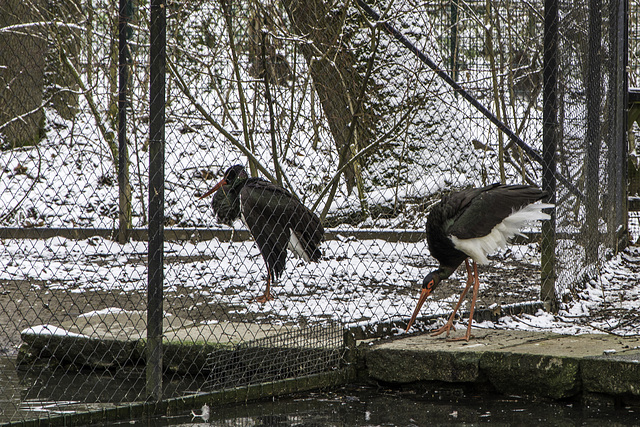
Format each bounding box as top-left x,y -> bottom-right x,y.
436,264 -> 458,281
229,176 -> 248,190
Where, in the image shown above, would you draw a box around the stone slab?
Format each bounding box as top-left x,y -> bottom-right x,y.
364,330 -> 640,400
492,333 -> 640,358
365,330 -> 555,383
480,333 -> 640,399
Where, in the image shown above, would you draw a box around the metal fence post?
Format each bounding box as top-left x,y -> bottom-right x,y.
541,0 -> 558,310
450,0 -> 459,83
118,0 -> 132,244
148,0 -> 166,401
585,0 -> 602,264
608,0 -> 629,250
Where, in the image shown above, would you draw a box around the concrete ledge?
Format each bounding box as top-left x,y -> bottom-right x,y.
481,352 -> 580,399
364,329 -> 640,401
17,310 -> 343,379
582,356 -> 640,396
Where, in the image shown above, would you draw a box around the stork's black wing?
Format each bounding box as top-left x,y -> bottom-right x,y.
445,184 -> 548,240
240,178 -> 323,279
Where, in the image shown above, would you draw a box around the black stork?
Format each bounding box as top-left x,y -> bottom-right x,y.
405,183 -> 553,341
198,165 -> 324,303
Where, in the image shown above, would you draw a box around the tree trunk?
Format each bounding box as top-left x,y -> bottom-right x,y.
0,0 -> 47,148
281,0 -> 375,194
44,0 -> 82,120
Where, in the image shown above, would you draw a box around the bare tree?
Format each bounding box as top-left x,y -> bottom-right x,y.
280,0 -> 377,195
0,0 -> 47,148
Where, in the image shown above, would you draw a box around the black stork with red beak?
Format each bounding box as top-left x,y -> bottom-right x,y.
198,165 -> 324,303
405,183 -> 553,341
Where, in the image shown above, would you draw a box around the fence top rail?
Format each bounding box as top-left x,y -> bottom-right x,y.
0,227 -> 558,244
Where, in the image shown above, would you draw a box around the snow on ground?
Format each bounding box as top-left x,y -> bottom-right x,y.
77,307 -> 148,318
472,246 -> 640,336
2,232 -> 639,337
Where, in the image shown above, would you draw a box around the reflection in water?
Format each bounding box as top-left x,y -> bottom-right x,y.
0,356 -> 202,423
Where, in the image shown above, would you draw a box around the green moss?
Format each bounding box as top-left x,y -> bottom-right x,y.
480,353 -> 580,399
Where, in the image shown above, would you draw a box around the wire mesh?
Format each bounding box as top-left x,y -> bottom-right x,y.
0,0 -> 635,424
205,323 -> 343,391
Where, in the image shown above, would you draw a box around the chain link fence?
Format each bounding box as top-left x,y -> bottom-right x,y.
0,0 -> 634,424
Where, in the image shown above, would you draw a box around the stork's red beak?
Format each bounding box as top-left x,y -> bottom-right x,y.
198,178 -> 227,200
405,281 -> 433,332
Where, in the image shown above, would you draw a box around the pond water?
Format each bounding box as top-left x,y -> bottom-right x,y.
2,355 -> 639,426
119,385 -> 639,426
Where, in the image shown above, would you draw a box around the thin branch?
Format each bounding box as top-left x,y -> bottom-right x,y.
61,50 -> 118,167
282,46 -> 313,163
319,22 -> 380,220
220,0 -> 257,177
167,58 -> 283,189
485,0 -> 505,183
0,144 -> 42,223
312,107 -> 414,214
262,29 -> 283,186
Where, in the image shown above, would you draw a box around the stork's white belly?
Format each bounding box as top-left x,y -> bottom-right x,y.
239,193 -> 247,226
450,203 -> 553,264
288,231 -> 310,262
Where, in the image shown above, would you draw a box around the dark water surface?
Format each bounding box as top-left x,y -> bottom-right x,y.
3,355 -> 640,426
120,385 -> 640,426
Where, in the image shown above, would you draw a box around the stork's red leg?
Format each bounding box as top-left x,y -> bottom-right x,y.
431,259 -> 474,338
447,260 -> 479,342
254,270 -> 275,303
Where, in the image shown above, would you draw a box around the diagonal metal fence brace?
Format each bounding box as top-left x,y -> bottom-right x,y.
356,0 -> 584,200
